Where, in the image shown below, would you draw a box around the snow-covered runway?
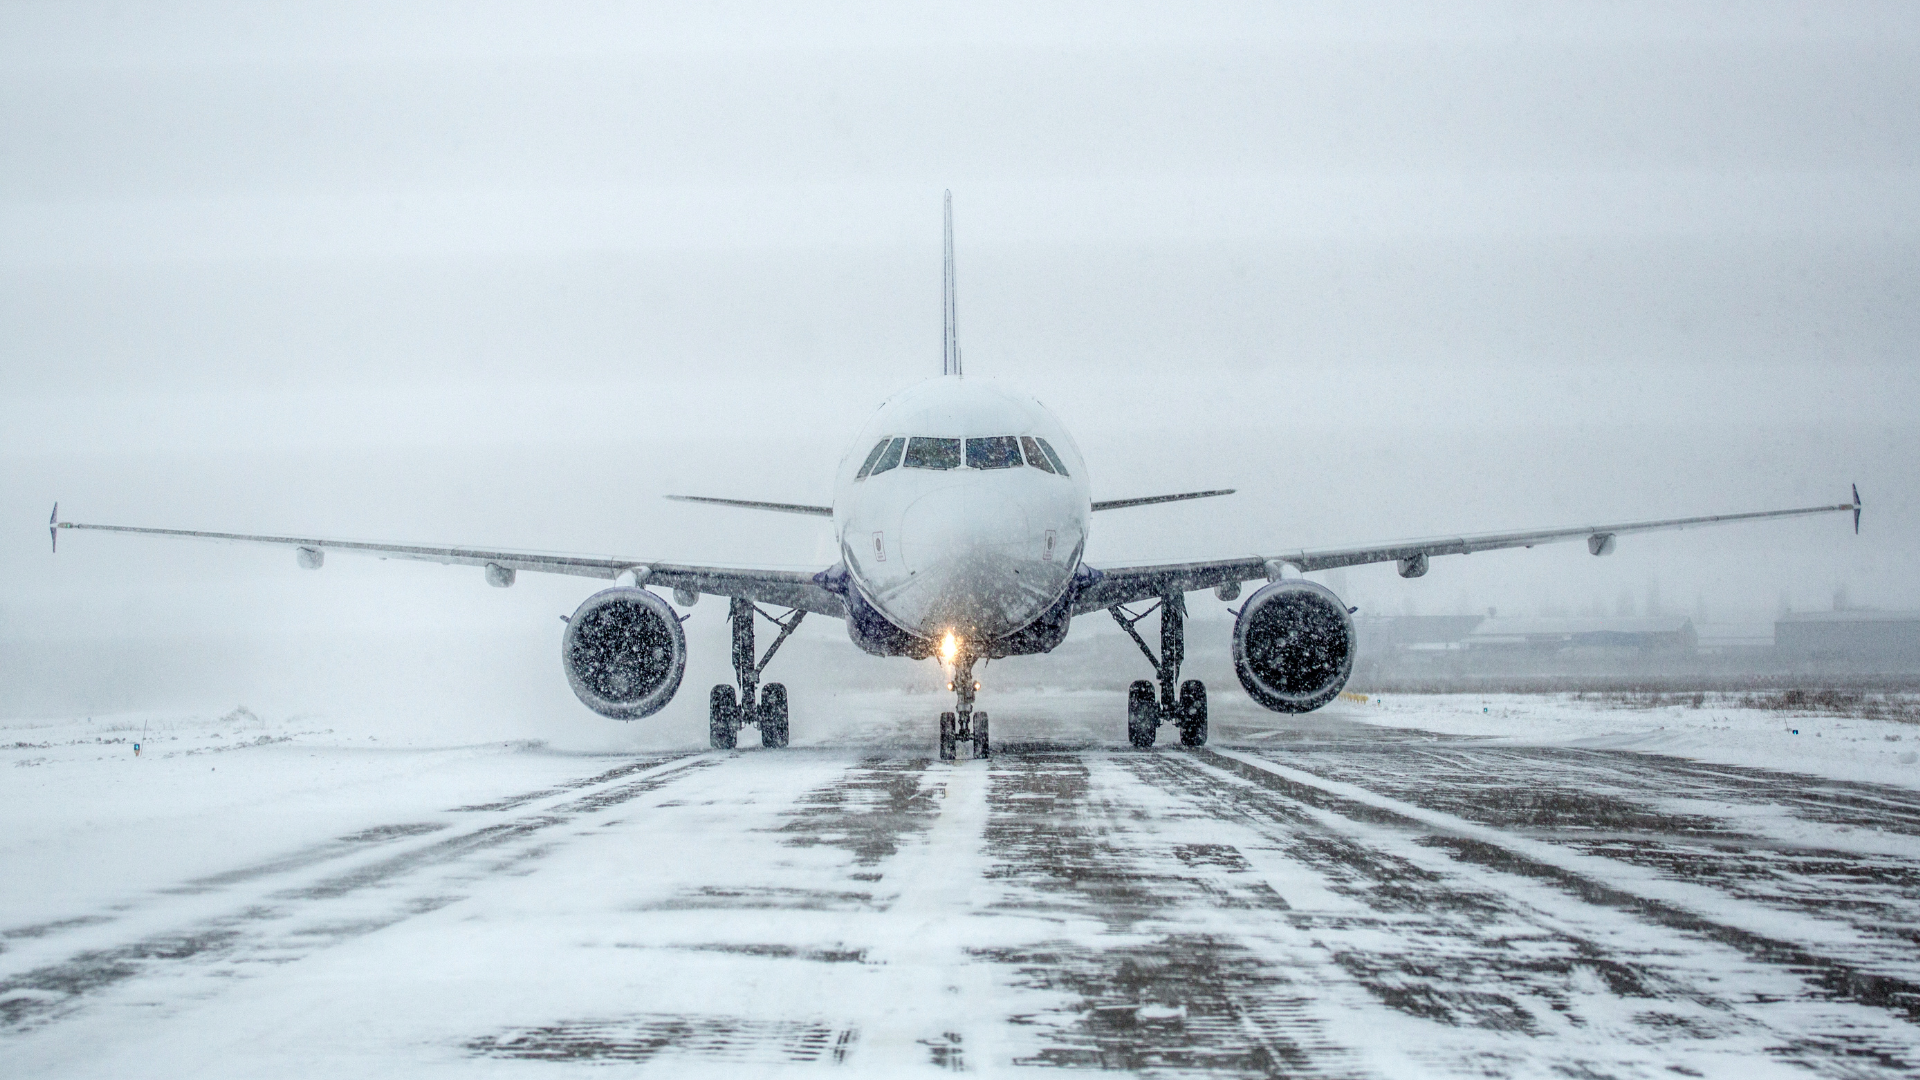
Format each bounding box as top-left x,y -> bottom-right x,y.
4,702 -> 1919,1077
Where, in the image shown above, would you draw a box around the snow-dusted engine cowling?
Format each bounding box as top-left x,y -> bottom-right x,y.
561,587 -> 687,719
1232,579 -> 1355,713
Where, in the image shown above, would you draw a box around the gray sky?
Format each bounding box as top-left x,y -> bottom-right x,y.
4,2 -> 1916,724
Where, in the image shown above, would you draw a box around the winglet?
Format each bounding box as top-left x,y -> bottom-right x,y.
49,502 -> 58,553
1853,483 -> 1862,534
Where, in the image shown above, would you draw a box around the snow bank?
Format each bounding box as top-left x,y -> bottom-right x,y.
1321,692 -> 1920,790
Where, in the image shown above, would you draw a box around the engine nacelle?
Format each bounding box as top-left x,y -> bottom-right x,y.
561,587 -> 687,719
1232,579 -> 1355,713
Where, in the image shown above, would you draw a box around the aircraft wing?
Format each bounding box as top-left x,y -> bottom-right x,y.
1073,488 -> 1861,614
48,510 -> 847,617
1092,489 -> 1234,512
664,495 -> 833,517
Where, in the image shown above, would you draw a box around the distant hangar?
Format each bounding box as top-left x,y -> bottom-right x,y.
1352,609 -> 1920,671
1465,617 -> 1698,654
1776,610 -> 1920,663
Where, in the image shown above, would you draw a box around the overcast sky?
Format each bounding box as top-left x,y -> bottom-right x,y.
3,2 -> 1915,726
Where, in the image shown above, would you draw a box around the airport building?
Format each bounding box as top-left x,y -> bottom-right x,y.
1464,616 -> 1699,655
1351,615 -> 1486,656
1349,610 -> 1920,687
1776,611 -> 1920,663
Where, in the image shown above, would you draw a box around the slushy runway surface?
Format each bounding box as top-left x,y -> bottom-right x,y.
4,706 -> 1919,1077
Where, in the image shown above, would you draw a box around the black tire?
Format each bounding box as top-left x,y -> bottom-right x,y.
939,711 -> 959,762
1178,679 -> 1208,747
1127,680 -> 1158,748
709,684 -> 738,750
972,711 -> 990,760
759,683 -> 789,749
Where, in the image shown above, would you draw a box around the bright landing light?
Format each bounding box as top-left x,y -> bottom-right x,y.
940,631 -> 960,664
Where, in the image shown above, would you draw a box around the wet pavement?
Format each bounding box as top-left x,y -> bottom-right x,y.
3,718 -> 1919,1077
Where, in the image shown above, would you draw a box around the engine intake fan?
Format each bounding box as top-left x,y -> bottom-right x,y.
562,587 -> 687,719
1232,579 -> 1355,713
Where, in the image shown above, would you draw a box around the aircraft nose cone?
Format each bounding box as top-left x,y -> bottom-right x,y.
900,485 -> 1026,567
892,485 -> 1053,639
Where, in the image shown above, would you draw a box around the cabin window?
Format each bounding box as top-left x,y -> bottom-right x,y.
1020,436 -> 1055,474
904,436 -> 962,470
868,437 -> 905,476
1035,437 -> 1070,476
965,436 -> 1024,470
855,438 -> 892,480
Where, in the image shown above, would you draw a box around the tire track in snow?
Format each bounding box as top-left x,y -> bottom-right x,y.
1210,748 -> 1920,1015
1108,750 -> 1809,1076
445,755 -> 690,813
9,738 -> 1918,1076
0,753 -> 712,1032
1181,747 -> 1920,1072
1255,743 -> 1920,979
0,753 -> 695,954
972,750 -> 1357,1077
467,752 -> 951,1069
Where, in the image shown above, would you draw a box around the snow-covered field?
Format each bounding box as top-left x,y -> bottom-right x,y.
1323,691 -> 1920,791
4,691 -> 1919,1077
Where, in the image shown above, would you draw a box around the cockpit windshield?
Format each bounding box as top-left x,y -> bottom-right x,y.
965,436 -> 1023,469
855,438 -> 891,479
1019,436 -> 1054,475
904,437 -> 963,470
1033,437 -> 1070,476
869,437 -> 905,476
855,434 -> 1066,477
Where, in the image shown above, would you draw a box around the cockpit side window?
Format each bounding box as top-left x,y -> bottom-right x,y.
965,436 -> 1023,470
904,436 -> 962,470
1019,436 -> 1055,475
855,438 -> 892,480
868,437 -> 905,476
1035,437 -> 1070,476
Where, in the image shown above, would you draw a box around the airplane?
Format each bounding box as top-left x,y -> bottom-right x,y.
50,193 -> 1863,761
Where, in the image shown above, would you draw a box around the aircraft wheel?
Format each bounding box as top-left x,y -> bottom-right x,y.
972,711 -> 990,760
1127,680 -> 1158,748
759,682 -> 789,748
1178,679 -> 1208,747
709,684 -> 739,750
939,711 -> 959,762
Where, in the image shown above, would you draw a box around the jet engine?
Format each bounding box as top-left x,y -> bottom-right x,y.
1232,579 -> 1355,713
561,587 -> 687,719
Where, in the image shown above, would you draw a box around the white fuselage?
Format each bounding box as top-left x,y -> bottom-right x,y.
832,377 -> 1092,646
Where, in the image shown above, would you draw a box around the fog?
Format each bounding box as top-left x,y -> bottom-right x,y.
3,3 -> 1916,742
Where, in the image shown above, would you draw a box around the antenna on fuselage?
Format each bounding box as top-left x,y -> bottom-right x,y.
943,190 -> 961,378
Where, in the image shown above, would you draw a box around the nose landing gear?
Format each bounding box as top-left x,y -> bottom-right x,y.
938,647 -> 990,762
709,597 -> 805,750
1110,593 -> 1207,748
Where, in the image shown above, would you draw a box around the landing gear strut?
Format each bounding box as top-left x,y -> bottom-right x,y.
938,646 -> 990,763
709,597 -> 805,750
1110,593 -> 1207,748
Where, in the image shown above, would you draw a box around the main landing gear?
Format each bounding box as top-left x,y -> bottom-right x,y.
1109,593 -> 1207,748
710,597 -> 806,750
937,646 -> 990,763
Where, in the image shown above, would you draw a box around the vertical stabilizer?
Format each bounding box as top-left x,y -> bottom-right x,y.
943,191 -> 961,377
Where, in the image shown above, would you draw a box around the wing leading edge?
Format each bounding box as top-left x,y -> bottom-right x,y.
1092,489 -> 1234,512
50,516 -> 846,617
1074,488 -> 1861,614
664,496 -> 833,517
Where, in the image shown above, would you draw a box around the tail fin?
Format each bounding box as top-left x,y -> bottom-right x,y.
943,191 -> 961,377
